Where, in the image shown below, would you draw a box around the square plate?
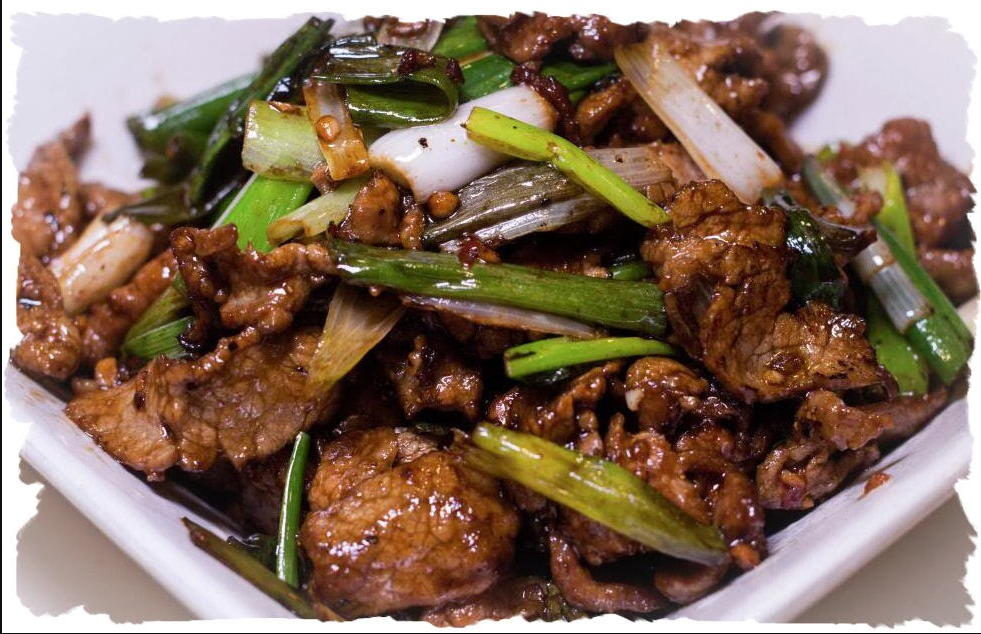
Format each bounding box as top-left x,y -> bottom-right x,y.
8,12 -> 976,622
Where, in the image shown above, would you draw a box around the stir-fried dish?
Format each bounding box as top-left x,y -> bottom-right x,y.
12,12 -> 975,623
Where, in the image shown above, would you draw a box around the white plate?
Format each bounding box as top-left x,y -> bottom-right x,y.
8,12 -> 976,623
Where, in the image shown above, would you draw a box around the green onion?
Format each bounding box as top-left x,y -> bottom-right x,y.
183,518 -> 326,619
431,16 -> 487,60
505,336 -> 674,380
425,146 -> 671,246
860,163 -> 916,252
276,432 -> 311,588
127,73 -> 252,183
802,156 -> 856,217
803,155 -> 972,384
188,17 -> 334,215
328,239 -> 666,335
464,107 -> 669,227
122,282 -> 188,352
120,316 -> 194,360
609,260 -> 651,281
267,174 -> 367,245
541,60 -> 618,92
459,53 -> 515,101
764,189 -> 846,310
314,36 -> 461,128
242,100 -> 324,182
375,19 -> 443,50
865,295 -> 928,396
462,424 -> 728,566
876,224 -> 972,384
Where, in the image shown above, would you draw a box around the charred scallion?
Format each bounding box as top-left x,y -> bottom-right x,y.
763,189 -> 846,310
464,108 -> 669,227
328,240 -> 666,335
462,424 -> 728,566
188,17 -> 334,215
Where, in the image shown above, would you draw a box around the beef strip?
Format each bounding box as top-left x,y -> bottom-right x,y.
756,435 -> 879,510
477,14 -> 645,64
301,428 -> 519,617
12,117 -> 89,261
376,331 -> 484,421
66,326 -> 340,476
76,250 -> 178,366
918,246 -> 978,304
170,225 -> 333,346
624,356 -> 747,434
13,253 -> 83,380
337,170 -> 403,247
830,118 -> 975,249
547,532 -> 663,614
422,576 -> 582,626
796,390 -> 891,451
859,389 -> 949,445
642,180 -> 892,403
653,561 -> 729,605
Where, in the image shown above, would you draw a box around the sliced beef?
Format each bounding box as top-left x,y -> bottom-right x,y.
487,362 -> 620,445
66,326 -> 340,476
796,390 -> 891,451
337,171 -> 403,246
376,332 -> 484,421
653,561 -> 729,605
12,117 -> 89,261
918,246 -> 977,304
76,250 -> 178,366
860,389 -> 949,445
548,532 -> 663,614
422,576 -> 582,626
13,253 -> 82,380
624,356 -> 747,434
756,435 -> 879,510
477,14 -> 645,64
642,180 -> 892,403
301,428 -> 519,617
170,225 -> 333,345
830,118 -> 975,248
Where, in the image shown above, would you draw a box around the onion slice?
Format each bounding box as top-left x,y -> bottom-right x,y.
305,284 -> 404,397
615,41 -> 782,203
402,295 -> 605,339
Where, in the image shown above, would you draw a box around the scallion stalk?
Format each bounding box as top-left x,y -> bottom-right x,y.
464,107 -> 669,227
328,240 -> 666,335
462,424 -> 728,566
865,295 -> 928,396
425,146 -> 671,246
303,79 -> 369,182
183,518 -> 328,619
120,316 -> 194,360
242,100 -> 326,182
431,16 -> 487,60
188,17 -> 334,214
609,260 -> 651,281
276,432 -> 311,588
505,336 -> 674,380
267,174 -> 367,245
860,163 -> 916,252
